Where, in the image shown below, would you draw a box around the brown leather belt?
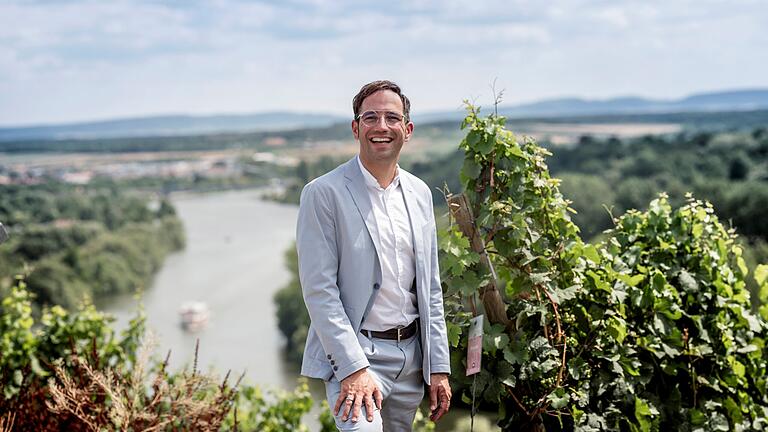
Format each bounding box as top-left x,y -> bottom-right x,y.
361,320 -> 418,342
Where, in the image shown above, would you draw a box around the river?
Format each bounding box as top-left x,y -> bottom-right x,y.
97,189 -> 301,388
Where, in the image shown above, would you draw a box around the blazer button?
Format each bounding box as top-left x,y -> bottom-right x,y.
327,354 -> 332,359
333,366 -> 339,371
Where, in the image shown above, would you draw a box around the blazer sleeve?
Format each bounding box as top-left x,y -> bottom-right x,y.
296,181 -> 369,380
426,191 -> 451,375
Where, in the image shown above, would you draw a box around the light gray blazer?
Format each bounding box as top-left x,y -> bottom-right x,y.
296,156 -> 451,385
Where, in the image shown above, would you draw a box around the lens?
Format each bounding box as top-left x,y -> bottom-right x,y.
360,111 -> 379,126
385,113 -> 403,125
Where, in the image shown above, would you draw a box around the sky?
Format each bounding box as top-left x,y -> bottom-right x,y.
0,0 -> 766,126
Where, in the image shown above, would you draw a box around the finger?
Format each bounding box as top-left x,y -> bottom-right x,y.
341,394 -> 354,421
434,404 -> 448,422
429,405 -> 440,422
431,398 -> 449,422
440,393 -> 452,419
351,394 -> 364,422
335,381 -> 353,414
334,393 -> 345,415
364,394 -> 374,422
429,385 -> 438,411
439,385 -> 451,401
373,387 -> 383,410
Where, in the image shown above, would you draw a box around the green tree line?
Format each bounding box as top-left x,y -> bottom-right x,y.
0,183 -> 185,310
0,123 -> 352,153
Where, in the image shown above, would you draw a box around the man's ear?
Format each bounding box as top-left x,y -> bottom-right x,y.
404,121 -> 414,142
351,119 -> 360,141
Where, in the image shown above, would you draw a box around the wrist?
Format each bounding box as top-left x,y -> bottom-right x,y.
347,367 -> 369,380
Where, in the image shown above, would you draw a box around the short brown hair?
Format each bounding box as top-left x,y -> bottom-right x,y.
352,80 -> 411,124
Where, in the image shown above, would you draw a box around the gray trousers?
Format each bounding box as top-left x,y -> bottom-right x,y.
324,332 -> 425,431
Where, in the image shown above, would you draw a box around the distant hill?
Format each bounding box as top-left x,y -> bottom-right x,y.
2,89 -> 767,142
414,89 -> 768,123
2,109 -> 766,154
0,112 -> 345,142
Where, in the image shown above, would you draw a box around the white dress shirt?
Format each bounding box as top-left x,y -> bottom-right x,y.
357,156 -> 419,331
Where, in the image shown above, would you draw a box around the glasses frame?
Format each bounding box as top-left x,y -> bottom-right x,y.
355,110 -> 406,127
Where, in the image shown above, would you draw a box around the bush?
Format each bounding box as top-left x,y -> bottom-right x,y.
224,380 -> 313,431
0,280 -> 323,431
570,195 -> 768,431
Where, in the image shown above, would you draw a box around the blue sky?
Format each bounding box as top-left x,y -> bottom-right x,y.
1,0 -> 766,126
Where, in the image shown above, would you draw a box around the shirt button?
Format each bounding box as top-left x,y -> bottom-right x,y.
373,283 -> 380,290
327,354 -> 332,359
333,366 -> 339,371
330,360 -> 335,365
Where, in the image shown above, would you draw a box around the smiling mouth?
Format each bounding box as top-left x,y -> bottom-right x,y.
370,137 -> 393,143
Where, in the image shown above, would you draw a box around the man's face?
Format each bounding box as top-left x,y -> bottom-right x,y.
352,90 -> 413,165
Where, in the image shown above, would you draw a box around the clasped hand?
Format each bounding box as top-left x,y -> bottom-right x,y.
334,368 -> 383,423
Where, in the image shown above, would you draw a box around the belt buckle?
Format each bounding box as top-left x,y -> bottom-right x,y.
396,326 -> 403,342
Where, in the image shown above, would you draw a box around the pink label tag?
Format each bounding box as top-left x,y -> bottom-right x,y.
466,315 -> 484,376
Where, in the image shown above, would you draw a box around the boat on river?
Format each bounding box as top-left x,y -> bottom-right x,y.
179,301 -> 210,331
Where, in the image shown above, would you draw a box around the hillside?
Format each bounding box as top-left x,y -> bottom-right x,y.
2,88 -> 767,142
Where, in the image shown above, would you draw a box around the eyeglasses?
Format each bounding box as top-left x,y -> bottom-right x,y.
355,110 -> 405,127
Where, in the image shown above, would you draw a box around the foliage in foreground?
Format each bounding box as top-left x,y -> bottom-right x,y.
0,281 -> 322,431
441,104 -> 768,431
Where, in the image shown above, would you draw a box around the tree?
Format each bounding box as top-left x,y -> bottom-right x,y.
273,245 -> 310,363
729,152 -> 751,180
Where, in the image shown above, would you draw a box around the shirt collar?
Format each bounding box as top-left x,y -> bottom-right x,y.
357,155 -> 400,191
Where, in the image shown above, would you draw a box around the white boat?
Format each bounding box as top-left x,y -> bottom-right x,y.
179,301 -> 210,331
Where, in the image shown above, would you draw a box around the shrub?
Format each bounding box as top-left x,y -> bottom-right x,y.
0,280 -> 320,431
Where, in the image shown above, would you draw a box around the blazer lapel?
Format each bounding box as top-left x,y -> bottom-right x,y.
399,173 -> 425,284
344,158 -> 382,260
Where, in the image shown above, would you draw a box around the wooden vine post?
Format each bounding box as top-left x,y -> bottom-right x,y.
447,193 -> 510,329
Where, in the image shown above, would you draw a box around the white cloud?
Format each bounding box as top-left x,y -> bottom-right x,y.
592,7 -> 630,29
0,0 -> 766,125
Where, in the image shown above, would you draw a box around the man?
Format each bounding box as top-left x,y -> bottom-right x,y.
296,80 -> 452,431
